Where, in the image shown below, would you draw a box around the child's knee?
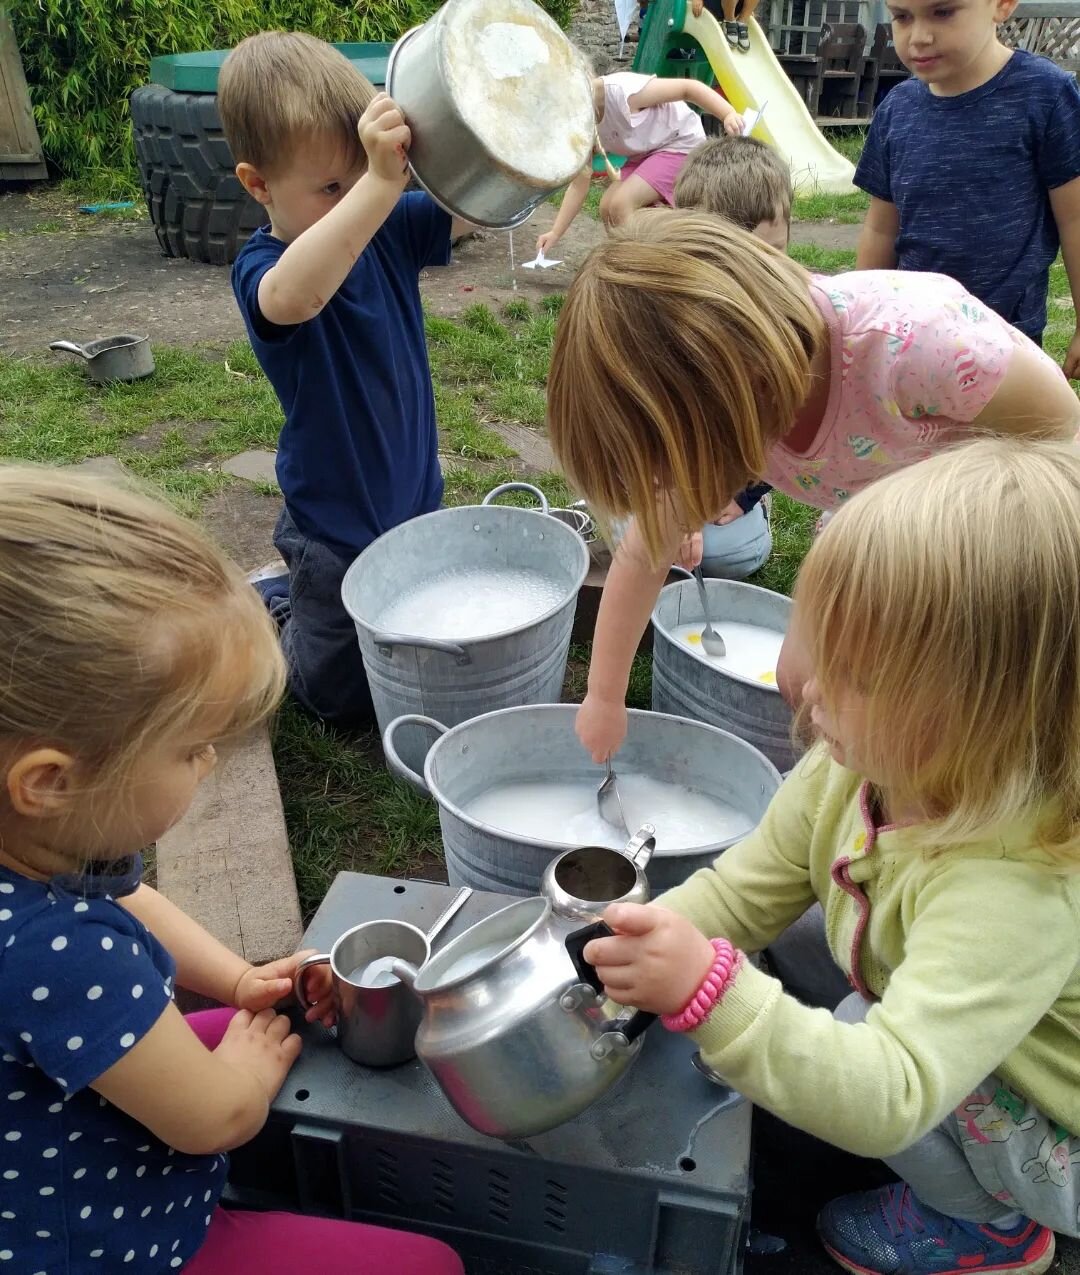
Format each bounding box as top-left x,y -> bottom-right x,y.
600,185 -> 631,226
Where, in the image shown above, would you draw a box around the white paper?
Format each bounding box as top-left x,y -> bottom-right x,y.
615,0 -> 638,39
742,100 -> 768,137
521,248 -> 563,269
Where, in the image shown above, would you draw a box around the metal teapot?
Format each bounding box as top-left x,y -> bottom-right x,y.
541,824 -> 657,928
391,896 -> 655,1139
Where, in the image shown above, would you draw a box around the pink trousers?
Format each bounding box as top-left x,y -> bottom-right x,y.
182,1009 -> 464,1275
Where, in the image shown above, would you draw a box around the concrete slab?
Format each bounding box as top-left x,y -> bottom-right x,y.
156,723 -> 301,968
488,420 -> 557,472
69,455 -> 126,480
221,449 -> 278,485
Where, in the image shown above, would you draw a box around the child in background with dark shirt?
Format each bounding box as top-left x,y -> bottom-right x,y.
855,0 -> 1080,376
220,34 -> 468,727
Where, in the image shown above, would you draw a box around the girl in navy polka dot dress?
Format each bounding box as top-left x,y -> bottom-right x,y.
0,469 -> 464,1275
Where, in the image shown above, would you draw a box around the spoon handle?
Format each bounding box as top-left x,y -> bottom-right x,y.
425,886 -> 473,947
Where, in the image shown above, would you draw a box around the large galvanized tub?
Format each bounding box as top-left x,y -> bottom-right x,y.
383,704 -> 781,895
343,506 -> 589,776
651,577 -> 798,772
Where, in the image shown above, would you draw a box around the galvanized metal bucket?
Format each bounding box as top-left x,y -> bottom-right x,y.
651,577 -> 798,772
343,505 -> 589,776
383,703 -> 781,895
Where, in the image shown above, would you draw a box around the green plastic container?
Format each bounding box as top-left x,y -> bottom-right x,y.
149,42 -> 392,93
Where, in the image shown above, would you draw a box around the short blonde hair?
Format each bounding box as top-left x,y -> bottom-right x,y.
219,32 -> 375,174
0,467 -> 284,788
547,208 -> 824,564
675,136 -> 793,231
796,437 -> 1080,860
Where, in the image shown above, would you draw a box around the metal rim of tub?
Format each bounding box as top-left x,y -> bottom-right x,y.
383,702 -> 783,857
342,502 -> 590,657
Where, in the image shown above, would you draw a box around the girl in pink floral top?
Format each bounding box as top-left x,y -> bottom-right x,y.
546,209 -> 1080,765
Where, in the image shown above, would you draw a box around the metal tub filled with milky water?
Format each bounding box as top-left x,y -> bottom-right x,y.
383,703 -> 782,895
342,499 -> 589,776
651,576 -> 798,772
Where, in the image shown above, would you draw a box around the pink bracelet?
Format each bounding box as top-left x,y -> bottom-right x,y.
661,938 -> 744,1033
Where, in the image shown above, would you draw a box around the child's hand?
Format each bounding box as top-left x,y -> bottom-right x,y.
675,530 -> 704,569
298,961 -> 337,1029
358,93 -> 411,188
576,691 -> 628,764
724,113 -> 746,138
583,903 -> 715,1015
536,231 -> 560,256
214,1007 -> 302,1100
1064,329 -> 1080,381
234,950 -> 320,1013
713,500 -> 746,526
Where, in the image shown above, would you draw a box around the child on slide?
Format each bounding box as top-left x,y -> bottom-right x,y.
535,70 -> 744,259
691,0 -> 762,51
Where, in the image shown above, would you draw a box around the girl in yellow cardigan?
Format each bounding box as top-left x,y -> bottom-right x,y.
585,438 -> 1080,1275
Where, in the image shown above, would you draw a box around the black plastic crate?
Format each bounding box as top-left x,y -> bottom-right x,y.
228,873 -> 753,1275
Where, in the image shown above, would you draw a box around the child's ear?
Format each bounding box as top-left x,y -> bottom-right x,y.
992,0 -> 1019,21
6,748 -> 79,819
236,163 -> 272,207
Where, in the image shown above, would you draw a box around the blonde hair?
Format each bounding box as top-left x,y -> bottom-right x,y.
219,32 -> 375,174
547,208 -> 825,564
797,437 -> 1080,860
0,467 -> 284,789
675,136 -> 793,231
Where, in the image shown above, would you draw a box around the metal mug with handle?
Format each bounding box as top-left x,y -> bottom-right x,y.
293,888 -> 472,1068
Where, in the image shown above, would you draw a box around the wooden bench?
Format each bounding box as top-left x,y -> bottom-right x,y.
862,22 -> 911,110
779,22 -> 867,120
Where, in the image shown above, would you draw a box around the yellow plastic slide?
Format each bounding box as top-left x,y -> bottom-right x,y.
682,7 -> 857,195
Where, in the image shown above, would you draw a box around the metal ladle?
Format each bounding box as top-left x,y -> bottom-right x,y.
693,567 -> 727,658
597,755 -> 629,835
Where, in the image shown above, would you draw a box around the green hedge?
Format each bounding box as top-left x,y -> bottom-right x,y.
11,0 -> 579,182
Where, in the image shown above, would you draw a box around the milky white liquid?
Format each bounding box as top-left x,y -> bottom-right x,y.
464,775 -> 752,853
350,955 -> 402,989
430,940 -> 509,987
376,567 -> 566,640
669,621 -> 784,686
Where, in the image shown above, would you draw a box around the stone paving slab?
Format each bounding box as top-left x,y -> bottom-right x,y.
221,449 -> 278,484
156,724 -> 301,968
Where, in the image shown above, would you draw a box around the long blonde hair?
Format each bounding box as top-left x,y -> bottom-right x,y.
0,467 -> 284,790
797,438 -> 1080,860
547,208 -> 824,565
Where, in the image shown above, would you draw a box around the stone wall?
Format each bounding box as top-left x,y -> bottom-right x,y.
567,0 -> 640,72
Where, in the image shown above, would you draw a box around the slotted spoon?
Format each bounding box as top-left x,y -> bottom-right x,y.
694,567 -> 727,658
597,754 -> 629,835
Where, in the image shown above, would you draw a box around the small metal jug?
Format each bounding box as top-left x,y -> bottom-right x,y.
541,824 -> 656,927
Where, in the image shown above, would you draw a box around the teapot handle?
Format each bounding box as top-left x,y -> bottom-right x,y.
563,921 -> 657,1045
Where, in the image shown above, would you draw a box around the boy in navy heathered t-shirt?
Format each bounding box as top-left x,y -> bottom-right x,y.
220,33 -> 469,726
855,0 -> 1080,376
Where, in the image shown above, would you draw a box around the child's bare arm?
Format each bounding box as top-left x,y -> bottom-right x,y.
257,94 -> 410,327
856,197 -> 899,270
578,515 -> 683,762
974,343 -> 1080,438
1050,176 -> 1080,379
538,168 -> 592,252
627,78 -> 744,136
91,1003 -> 300,1156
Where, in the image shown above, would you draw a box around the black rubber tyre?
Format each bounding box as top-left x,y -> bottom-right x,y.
130,84 -> 268,266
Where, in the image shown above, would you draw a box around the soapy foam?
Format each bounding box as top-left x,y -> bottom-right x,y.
464,775 -> 752,853
376,566 -> 566,640
669,621 -> 784,685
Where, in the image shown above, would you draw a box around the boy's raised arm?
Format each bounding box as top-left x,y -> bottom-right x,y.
258,95 -> 410,327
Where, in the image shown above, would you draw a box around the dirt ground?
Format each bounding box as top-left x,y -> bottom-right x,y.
0,188 -> 859,358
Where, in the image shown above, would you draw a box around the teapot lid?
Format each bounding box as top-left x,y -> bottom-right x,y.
413,895 -> 549,993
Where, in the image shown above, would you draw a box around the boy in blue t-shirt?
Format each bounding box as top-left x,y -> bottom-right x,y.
219,33 -> 468,726
854,0 -> 1080,377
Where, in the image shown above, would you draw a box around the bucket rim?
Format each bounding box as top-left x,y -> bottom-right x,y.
341,504 -> 590,646
651,576 -> 790,693
421,703 -> 783,857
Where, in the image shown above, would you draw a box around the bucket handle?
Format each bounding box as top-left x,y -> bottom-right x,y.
481,482 -> 550,515
371,630 -> 471,666
382,714 -> 449,795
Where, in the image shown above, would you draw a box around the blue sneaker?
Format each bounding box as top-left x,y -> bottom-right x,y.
817,1183 -> 1055,1275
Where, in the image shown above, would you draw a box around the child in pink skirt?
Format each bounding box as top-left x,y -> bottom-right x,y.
536,71 -> 744,257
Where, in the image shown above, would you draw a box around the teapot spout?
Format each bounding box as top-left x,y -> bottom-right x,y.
390,959 -> 420,989
625,824 -> 656,869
